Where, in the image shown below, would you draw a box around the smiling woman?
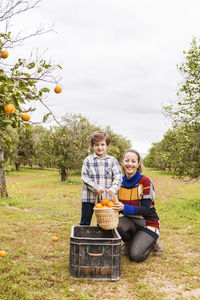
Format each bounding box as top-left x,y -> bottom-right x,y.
113,148 -> 163,262
122,149 -> 142,178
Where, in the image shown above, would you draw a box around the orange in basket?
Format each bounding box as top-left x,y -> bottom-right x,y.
107,201 -> 114,207
101,198 -> 110,206
94,195 -> 119,230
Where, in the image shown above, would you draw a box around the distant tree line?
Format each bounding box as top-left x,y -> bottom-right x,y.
144,38 -> 200,179
3,113 -> 131,181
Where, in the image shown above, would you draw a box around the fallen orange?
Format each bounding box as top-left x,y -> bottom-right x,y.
0,251 -> 6,257
52,236 -> 58,242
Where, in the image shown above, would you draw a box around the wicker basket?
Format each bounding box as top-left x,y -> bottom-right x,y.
93,196 -> 119,230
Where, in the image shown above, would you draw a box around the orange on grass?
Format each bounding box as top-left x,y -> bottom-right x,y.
1,50 -> 9,59
96,203 -> 103,208
101,198 -> 110,206
0,251 -> 6,257
21,113 -> 30,122
107,201 -> 114,208
54,86 -> 62,93
4,104 -> 16,115
52,236 -> 59,242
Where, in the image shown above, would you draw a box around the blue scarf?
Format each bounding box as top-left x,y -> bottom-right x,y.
122,171 -> 143,188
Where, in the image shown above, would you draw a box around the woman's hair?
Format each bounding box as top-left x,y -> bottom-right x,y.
90,131 -> 110,146
122,148 -> 142,173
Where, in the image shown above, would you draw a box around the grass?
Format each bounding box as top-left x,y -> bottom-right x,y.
0,167 -> 200,300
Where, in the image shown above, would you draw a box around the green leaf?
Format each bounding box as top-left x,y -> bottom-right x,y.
40,88 -> 50,93
42,63 -> 51,69
27,62 -> 35,69
2,119 -> 13,124
37,67 -> 43,73
43,112 -> 52,123
29,80 -> 37,86
33,87 -> 37,94
22,73 -> 31,77
0,73 -> 7,81
6,32 -> 11,37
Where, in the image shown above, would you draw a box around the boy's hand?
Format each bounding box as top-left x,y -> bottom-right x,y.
106,187 -> 116,196
97,186 -> 105,195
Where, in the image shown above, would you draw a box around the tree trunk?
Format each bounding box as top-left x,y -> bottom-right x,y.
60,167 -> 68,182
15,162 -> 20,171
0,146 -> 8,198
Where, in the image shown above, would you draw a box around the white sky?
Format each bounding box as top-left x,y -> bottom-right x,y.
4,0 -> 200,155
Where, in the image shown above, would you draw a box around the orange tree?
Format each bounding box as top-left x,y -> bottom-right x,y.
41,114 -> 98,181
35,114 -> 131,182
145,39 -> 200,178
105,126 -> 131,162
161,38 -> 200,178
13,126 -> 37,170
0,0 -> 62,197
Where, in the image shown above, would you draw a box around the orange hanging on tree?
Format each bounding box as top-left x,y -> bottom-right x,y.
0,50 -> 9,59
21,113 -> 30,122
4,104 -> 16,115
54,86 -> 62,93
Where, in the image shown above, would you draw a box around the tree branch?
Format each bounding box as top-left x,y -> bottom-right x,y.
0,0 -> 42,22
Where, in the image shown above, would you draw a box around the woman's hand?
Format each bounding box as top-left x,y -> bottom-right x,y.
113,201 -> 124,212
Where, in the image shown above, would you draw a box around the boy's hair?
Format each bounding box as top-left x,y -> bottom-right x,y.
122,148 -> 142,173
91,131 -> 110,146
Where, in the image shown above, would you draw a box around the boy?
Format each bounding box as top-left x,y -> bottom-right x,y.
80,131 -> 122,225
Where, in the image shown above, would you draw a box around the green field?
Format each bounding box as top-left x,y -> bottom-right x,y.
0,168 -> 200,300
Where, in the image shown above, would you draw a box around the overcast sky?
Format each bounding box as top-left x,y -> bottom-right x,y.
5,0 -> 200,155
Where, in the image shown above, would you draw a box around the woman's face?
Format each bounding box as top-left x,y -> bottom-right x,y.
122,152 -> 140,178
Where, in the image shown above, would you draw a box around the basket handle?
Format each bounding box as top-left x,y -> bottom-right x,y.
95,193 -> 101,206
87,246 -> 104,257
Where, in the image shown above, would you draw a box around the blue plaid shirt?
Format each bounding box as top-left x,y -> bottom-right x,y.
81,153 -> 122,203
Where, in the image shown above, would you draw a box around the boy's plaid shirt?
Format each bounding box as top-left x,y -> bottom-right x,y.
81,153 -> 122,203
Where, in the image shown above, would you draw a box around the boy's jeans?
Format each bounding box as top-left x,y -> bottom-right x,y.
80,202 -> 95,225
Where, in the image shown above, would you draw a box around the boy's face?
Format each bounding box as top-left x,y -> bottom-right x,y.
92,139 -> 109,158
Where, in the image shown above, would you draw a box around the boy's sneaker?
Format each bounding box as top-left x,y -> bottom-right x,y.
152,238 -> 164,256
121,243 -> 129,256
